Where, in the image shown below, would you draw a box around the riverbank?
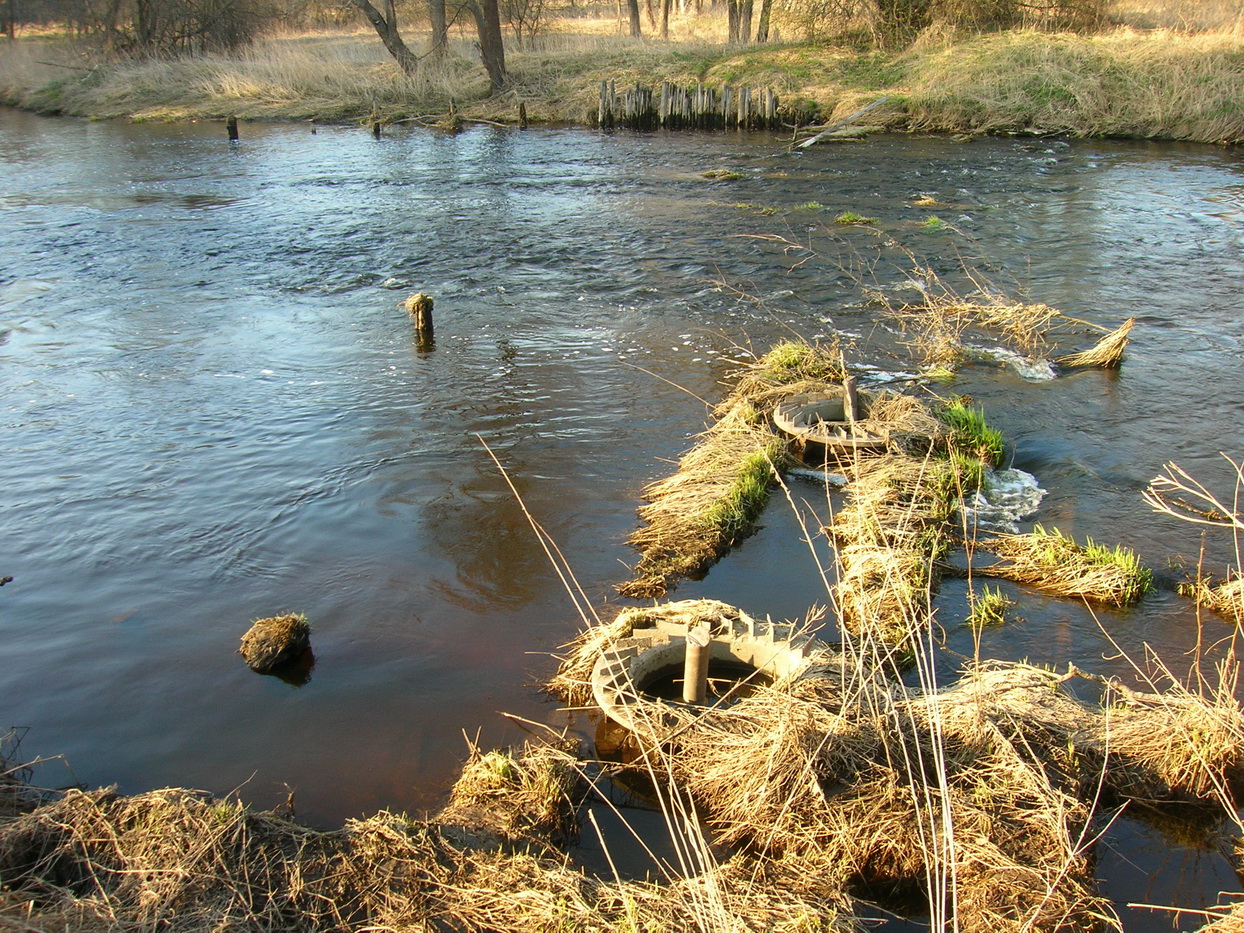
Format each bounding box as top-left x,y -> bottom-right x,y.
2,21 -> 1242,143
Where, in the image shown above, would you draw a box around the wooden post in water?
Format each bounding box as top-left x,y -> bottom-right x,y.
843,374 -> 859,423
683,625 -> 712,704
518,101 -> 528,129
226,116 -> 239,142
372,121 -> 382,138
405,293 -> 434,347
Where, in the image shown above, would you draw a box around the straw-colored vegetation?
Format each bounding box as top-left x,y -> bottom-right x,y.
869,255 -> 1132,374
1145,456 -> 1244,622
1179,573 -> 1244,623
2,2 -> 1242,141
979,524 -> 1153,606
618,404 -> 787,599
238,612 -> 310,673
1057,317 -> 1135,368
547,598 -> 1244,933
618,341 -> 847,599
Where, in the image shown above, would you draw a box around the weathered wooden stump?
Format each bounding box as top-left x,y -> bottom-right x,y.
404,292 -> 434,345
239,613 -> 310,673
226,116 -> 239,142
843,374 -> 859,423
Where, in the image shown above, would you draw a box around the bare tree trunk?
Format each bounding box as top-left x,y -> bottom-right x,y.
427,0 -> 447,56
659,0 -> 669,39
465,0 -> 507,91
739,0 -> 752,42
726,0 -> 738,42
348,0 -> 420,75
627,0 -> 641,36
754,0 -> 771,41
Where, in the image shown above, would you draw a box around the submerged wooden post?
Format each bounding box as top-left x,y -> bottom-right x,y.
372,121 -> 382,138
518,101 -> 528,129
404,293 -> 434,345
843,374 -> 859,423
226,116 -> 239,142
682,624 -> 712,704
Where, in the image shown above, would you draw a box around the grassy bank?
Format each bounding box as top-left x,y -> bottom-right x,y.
2,15 -> 1242,142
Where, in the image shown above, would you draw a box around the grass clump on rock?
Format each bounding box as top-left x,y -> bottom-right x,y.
239,613 -> 310,673
834,211 -> 876,225
1179,573 -> 1244,623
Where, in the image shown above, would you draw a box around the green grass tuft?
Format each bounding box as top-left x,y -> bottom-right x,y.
702,440 -> 783,541
969,585 -> 1012,627
834,211 -> 877,225
939,400 -> 1005,468
754,340 -> 844,385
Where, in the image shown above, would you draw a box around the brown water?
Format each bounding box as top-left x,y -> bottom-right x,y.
2,108 -> 1243,928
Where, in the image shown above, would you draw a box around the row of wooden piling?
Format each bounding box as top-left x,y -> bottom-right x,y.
597,80 -> 780,131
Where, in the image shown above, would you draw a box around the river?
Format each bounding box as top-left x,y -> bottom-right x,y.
2,107 -> 1243,929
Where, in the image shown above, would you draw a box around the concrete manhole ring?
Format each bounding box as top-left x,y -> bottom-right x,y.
590,600 -> 814,736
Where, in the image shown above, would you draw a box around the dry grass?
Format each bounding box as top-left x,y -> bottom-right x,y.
0,736 -> 866,933
6,612 -> 1243,933
1180,573 -> 1244,623
4,16 -> 1243,141
238,612 -> 309,673
1057,317 -> 1135,368
1110,0 -> 1244,32
827,410 -> 999,645
868,257 -> 1134,373
905,28 -> 1244,143
439,740 -> 583,849
618,342 -> 854,600
978,525 -> 1153,607
619,404 -> 787,599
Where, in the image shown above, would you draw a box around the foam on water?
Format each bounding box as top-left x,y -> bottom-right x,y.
972,346 -> 1058,381
963,468 -> 1046,533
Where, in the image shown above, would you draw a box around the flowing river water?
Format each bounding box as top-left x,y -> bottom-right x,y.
2,106 -> 1243,929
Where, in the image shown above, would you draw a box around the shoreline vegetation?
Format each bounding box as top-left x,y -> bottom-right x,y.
1,2 -> 1243,142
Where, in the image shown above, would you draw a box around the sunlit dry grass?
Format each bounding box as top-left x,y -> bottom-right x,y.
4,6 -> 1242,140
905,27 -> 1244,142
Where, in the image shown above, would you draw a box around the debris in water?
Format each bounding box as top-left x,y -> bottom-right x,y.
787,466 -> 847,486
1058,317 -> 1134,369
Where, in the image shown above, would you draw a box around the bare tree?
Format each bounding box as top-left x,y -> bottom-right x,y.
464,0 -> 506,90
347,0 -> 420,74
427,0 -> 447,55
349,0 -> 506,91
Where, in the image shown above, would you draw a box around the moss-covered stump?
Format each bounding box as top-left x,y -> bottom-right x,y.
239,613 -> 311,673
